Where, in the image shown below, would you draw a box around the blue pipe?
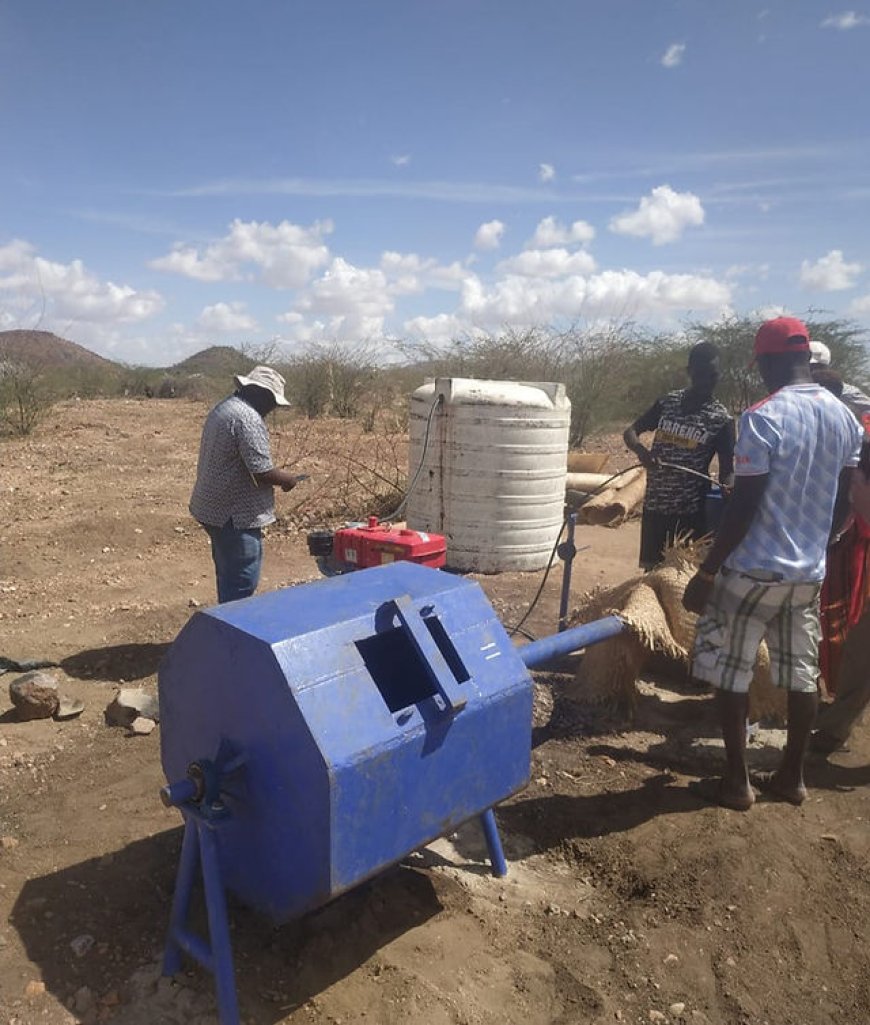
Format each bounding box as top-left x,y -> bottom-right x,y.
519,615 -> 625,668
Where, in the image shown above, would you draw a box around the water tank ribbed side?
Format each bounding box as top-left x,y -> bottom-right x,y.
406,378 -> 570,572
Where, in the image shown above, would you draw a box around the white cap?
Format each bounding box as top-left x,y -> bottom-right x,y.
234,365 -> 290,406
808,341 -> 832,367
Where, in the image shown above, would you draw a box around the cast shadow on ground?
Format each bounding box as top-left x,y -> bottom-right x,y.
532,670 -> 719,751
11,828 -> 442,1024
61,642 -> 171,682
497,773 -> 701,853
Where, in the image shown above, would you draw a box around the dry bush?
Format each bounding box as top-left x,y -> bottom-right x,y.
269,413 -> 408,530
283,341 -> 380,421
0,360 -> 54,437
403,323 -> 642,445
553,323 -> 641,447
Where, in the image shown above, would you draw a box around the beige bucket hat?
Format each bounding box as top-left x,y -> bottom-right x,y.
234,365 -> 290,406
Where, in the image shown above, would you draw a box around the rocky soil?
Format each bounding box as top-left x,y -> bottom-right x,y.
1,398 -> 868,1025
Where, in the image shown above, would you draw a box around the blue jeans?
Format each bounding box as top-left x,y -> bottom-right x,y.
203,521 -> 263,604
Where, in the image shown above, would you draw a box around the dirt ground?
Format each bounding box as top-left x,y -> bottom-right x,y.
1,398 -> 869,1025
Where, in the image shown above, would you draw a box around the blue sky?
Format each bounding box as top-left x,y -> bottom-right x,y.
1,0 -> 869,366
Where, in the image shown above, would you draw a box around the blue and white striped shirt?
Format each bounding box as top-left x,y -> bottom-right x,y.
726,384 -> 862,582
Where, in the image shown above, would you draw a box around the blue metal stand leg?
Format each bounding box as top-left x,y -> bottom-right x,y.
199,823 -> 241,1025
161,809 -> 240,1025
162,818 -> 200,977
479,808 -> 508,878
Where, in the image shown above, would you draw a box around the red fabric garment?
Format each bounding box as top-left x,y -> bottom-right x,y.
848,514 -> 870,628
820,518 -> 870,696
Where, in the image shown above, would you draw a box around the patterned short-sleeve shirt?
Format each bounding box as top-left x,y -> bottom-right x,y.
636,390 -> 733,515
726,384 -> 863,582
189,395 -> 276,529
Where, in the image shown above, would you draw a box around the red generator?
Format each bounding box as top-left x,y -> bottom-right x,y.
333,517 -> 446,571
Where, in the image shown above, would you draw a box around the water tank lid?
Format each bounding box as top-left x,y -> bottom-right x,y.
413,377 -> 567,411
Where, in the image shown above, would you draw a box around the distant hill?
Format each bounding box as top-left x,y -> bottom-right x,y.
0,330 -> 120,370
171,346 -> 247,376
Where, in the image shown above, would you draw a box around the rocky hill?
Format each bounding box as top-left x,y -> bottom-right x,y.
0,330 -> 120,370
170,345 -> 247,376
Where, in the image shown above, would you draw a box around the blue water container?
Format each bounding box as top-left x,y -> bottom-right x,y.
158,562 -> 533,924
705,485 -> 725,534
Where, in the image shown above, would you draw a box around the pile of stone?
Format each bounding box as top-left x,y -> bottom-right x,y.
104,687 -> 160,736
5,671 -> 160,736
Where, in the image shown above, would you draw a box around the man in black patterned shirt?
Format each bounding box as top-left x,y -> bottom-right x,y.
624,342 -> 735,569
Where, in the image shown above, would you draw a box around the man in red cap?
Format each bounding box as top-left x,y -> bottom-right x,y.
683,316 -> 863,809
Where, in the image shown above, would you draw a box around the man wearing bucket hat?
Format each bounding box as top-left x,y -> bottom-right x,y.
190,365 -> 305,603
682,317 -> 863,810
808,340 -> 870,423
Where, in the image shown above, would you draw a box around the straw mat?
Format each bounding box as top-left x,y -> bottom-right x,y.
566,539 -> 786,723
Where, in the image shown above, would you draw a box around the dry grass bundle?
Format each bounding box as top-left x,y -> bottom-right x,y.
566,539 -> 787,723
578,467 -> 646,527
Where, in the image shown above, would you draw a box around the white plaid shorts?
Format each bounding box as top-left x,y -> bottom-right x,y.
692,567 -> 821,694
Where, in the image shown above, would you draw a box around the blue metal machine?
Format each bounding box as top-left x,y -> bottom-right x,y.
159,561 -> 624,1025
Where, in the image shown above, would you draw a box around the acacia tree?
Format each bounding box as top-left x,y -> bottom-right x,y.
682,313 -> 870,414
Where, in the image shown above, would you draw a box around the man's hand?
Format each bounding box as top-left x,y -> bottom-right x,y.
280,474 -> 309,492
635,447 -> 658,470
683,572 -> 714,615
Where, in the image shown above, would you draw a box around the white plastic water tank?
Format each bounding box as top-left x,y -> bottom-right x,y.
406,377 -> 570,572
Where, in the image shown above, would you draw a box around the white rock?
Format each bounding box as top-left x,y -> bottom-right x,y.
105,688 -> 159,726
55,696 -> 85,720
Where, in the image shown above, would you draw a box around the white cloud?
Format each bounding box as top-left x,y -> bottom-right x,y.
661,43 -> 686,67
391,154 -> 411,167
528,216 -> 595,248
403,265 -> 730,341
497,248 -> 597,278
538,163 -> 555,183
150,218 -> 332,287
609,185 -> 705,244
799,249 -> 862,290
283,247 -> 503,343
379,251 -> 466,291
403,313 -> 467,345
0,238 -> 163,325
821,11 -> 870,29
474,220 -> 506,250
849,294 -> 870,315
196,302 -> 258,333
282,256 -> 420,342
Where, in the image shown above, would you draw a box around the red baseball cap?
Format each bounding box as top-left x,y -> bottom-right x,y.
753,316 -> 810,357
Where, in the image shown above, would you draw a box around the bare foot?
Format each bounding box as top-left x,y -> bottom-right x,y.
689,776 -> 756,811
753,771 -> 806,806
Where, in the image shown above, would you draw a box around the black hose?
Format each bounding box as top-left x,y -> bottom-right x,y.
506,459 -> 723,636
